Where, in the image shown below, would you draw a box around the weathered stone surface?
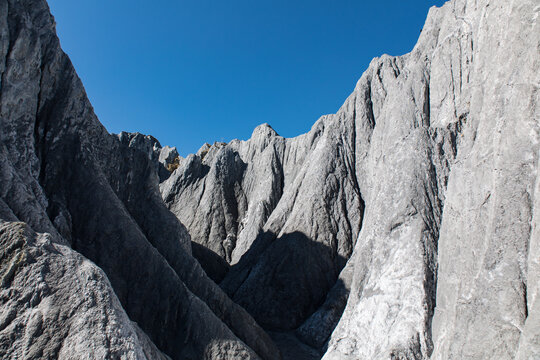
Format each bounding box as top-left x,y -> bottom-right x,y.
117,131 -> 181,181
0,221 -> 170,360
162,0 -> 539,359
162,116 -> 364,333
0,0 -> 279,359
1,0 -> 539,358
430,0 -> 540,359
323,0 -> 540,359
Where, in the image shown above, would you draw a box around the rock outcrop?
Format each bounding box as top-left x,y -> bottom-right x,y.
0,0 -> 538,359
161,118 -> 364,333
324,0 -> 540,359
0,0 -> 278,359
117,131 -> 181,181
162,0 -> 540,359
0,221 -> 170,360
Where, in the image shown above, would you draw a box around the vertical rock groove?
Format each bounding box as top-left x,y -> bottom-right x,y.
0,0 -> 538,359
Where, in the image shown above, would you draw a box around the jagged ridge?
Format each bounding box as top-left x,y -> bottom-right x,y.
0,0 -> 538,359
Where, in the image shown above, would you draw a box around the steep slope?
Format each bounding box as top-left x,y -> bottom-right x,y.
162,0 -> 539,359
0,0 -> 279,359
0,0 -> 538,359
431,0 -> 540,358
0,221 -> 170,360
162,115 -> 364,334
324,0 -> 540,359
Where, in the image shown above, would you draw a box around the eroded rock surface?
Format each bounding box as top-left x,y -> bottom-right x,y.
0,221 -> 170,360
0,0 -> 538,359
0,0 -> 278,359
162,0 -> 539,359
324,0 -> 540,359
161,110 -> 365,334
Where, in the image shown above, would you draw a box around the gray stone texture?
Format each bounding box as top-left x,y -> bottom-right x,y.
0,0 -> 279,358
162,0 -> 540,359
324,0 -> 540,359
0,0 -> 538,359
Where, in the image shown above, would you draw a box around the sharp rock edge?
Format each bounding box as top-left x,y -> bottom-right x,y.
0,0 -> 538,359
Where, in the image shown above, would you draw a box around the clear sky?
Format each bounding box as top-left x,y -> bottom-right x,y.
47,0 -> 446,156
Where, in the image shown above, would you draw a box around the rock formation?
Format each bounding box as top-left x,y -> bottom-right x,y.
0,0 -> 538,359
0,0 -> 278,358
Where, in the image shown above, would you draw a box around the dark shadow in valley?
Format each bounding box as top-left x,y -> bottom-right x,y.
295,277 -> 349,353
268,331 -> 323,360
191,241 -> 229,283
220,230 -> 350,358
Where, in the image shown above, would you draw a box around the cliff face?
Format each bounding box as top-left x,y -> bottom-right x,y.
162,0 -> 540,358
325,0 -> 540,357
0,0 -> 539,359
0,0 -> 278,359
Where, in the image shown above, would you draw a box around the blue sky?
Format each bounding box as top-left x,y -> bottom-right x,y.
48,0 -> 446,156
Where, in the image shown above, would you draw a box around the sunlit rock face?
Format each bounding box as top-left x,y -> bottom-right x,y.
0,0 -> 278,359
162,0 -> 540,359
0,0 -> 538,359
322,0 -> 540,359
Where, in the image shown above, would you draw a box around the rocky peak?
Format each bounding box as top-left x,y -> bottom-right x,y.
251,123 -> 279,139
0,0 -> 538,359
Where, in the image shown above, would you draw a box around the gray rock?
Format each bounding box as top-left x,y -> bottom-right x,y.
162,0 -> 539,359
324,0 -> 540,359
1,0 -> 539,358
0,0 -> 279,359
0,221 -> 170,360
431,0 -> 540,359
162,116 -> 364,332
117,131 -> 182,181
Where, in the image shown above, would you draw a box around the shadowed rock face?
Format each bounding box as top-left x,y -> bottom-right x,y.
0,222 -> 170,360
0,0 -> 539,359
0,0 -> 278,359
161,0 -> 540,359
162,118 -> 365,335
223,231 -> 347,331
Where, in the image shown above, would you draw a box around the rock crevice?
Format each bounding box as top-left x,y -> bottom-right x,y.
0,0 -> 538,359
